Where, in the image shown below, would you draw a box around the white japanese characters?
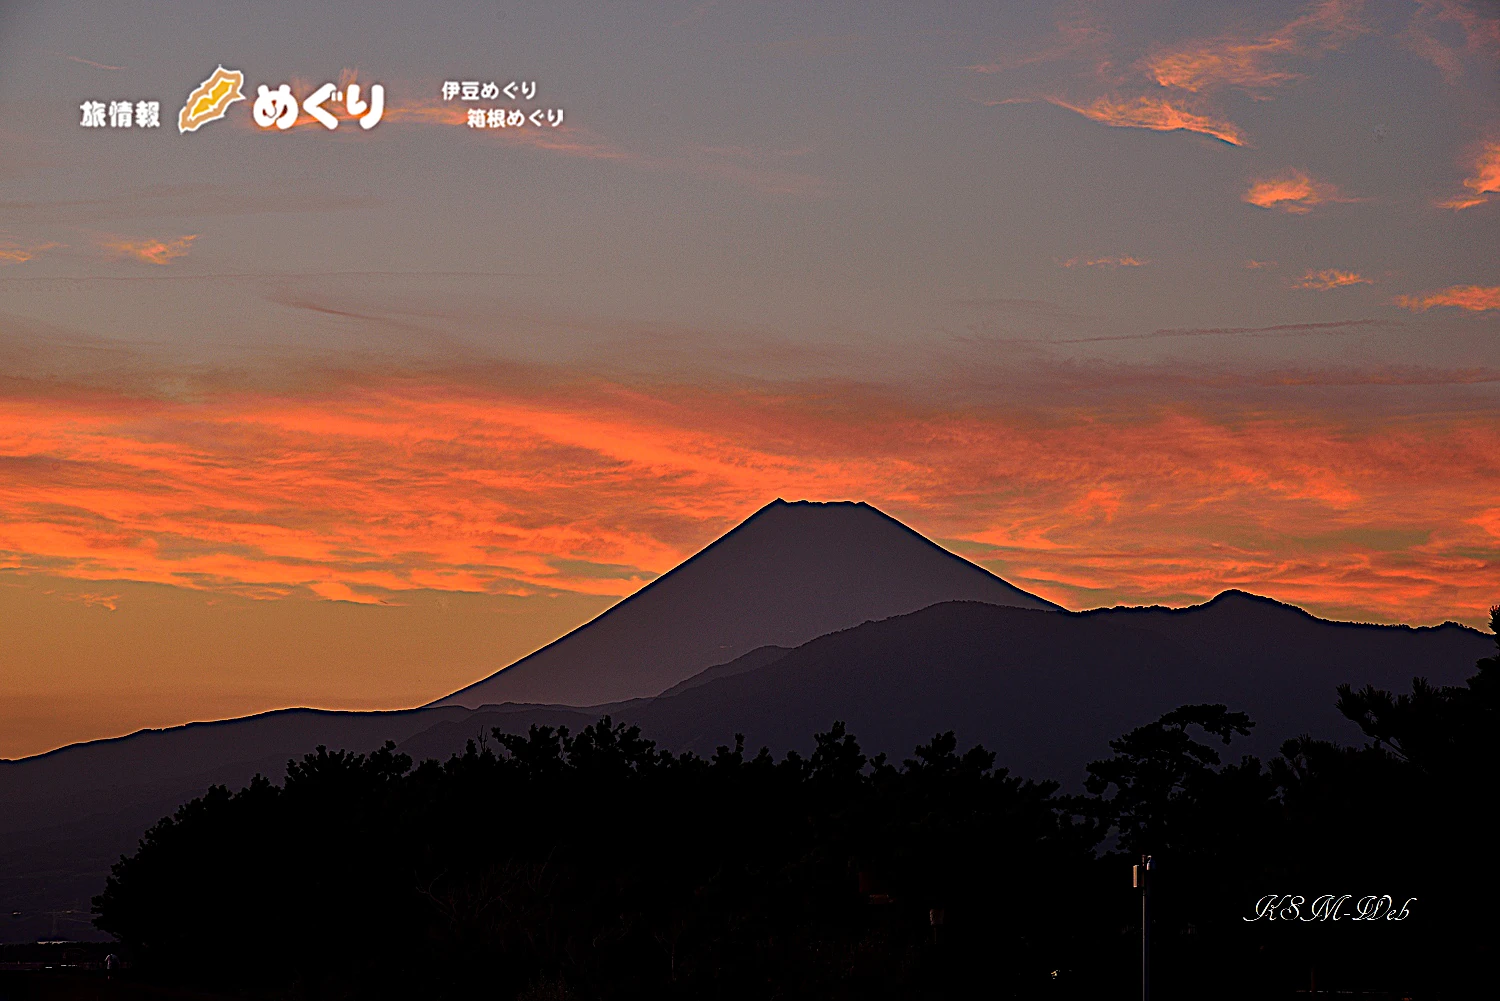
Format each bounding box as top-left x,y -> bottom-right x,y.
443,80 -> 538,101
466,107 -> 563,129
80,100 -> 161,128
252,81 -> 386,131
442,80 -> 562,129
252,85 -> 299,129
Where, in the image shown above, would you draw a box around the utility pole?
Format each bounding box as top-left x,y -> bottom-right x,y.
1133,855 -> 1153,1001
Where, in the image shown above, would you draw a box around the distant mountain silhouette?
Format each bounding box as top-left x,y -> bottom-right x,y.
0,706 -> 475,943
432,499 -> 1057,707
644,593 -> 1491,774
3,593 -> 1487,943
402,593 -> 1490,781
0,707 -> 473,838
655,645 -> 792,697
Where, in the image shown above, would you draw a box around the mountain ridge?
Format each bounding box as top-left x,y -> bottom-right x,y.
1088,587 -> 1478,633
3,589 -> 1489,945
432,498 -> 1058,708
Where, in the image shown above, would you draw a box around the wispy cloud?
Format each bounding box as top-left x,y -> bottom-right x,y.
1437,140 -> 1500,209
1438,195 -> 1491,211
1144,0 -> 1370,95
0,239 -> 63,264
1293,269 -> 1371,290
973,2 -> 1437,150
1244,259 -> 1277,269
55,52 -> 124,71
1403,0 -> 1500,84
1047,319 -> 1388,345
97,234 -> 197,265
1243,169 -> 1357,213
1060,255 -> 1149,268
60,590 -> 121,610
308,581 -> 396,605
1396,285 -> 1500,311
972,2 -> 1392,149
0,183 -> 378,225
967,19 -> 1111,74
1146,41 -> 1302,94
1010,94 -> 1246,145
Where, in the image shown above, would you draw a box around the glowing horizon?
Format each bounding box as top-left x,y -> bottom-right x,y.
2,0 -> 1497,758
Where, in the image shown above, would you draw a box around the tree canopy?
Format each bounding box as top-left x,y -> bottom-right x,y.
93,610 -> 1499,999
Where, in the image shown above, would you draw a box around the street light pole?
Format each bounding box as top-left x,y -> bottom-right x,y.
1133,855 -> 1153,1001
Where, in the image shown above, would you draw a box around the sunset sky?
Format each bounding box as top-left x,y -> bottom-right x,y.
2,0 -> 1498,758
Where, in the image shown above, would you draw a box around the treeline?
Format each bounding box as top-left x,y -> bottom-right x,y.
94,609 -> 1498,1000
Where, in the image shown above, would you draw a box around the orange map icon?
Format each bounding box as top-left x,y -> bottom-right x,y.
178,66 -> 246,134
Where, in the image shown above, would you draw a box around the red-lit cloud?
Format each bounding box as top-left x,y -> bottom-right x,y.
1,359 -> 1497,628
1293,269 -> 1370,290
1147,43 -> 1302,94
1061,256 -> 1148,268
1145,0 -> 1369,95
56,52 -> 125,71
1437,140 -> 1500,209
61,591 -> 121,610
1395,285 -> 1500,311
1037,95 -> 1245,145
1243,170 -> 1356,213
98,234 -> 197,264
967,19 -> 1111,74
0,239 -> 63,263
1404,0 -> 1500,84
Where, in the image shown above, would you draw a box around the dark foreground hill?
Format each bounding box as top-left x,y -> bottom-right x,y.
0,706 -> 478,942
84,658 -> 1500,1001
4,587 -> 1486,943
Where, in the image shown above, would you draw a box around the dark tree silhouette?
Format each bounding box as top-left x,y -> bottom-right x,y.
92,608 -> 1499,999
1081,703 -> 1258,855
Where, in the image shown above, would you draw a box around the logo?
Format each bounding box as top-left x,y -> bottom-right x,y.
178,66 -> 246,134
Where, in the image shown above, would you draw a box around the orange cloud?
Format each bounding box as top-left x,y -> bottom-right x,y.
1293,269 -> 1371,290
1437,196 -> 1490,210
308,581 -> 393,605
1243,170 -> 1355,213
1395,285 -> 1500,311
99,234 -> 197,264
58,53 -> 125,71
1061,256 -> 1148,268
57,590 -> 122,610
968,19 -> 1111,74
1459,141 -> 1500,193
1404,0 -> 1500,83
1437,140 -> 1500,209
1,359 -> 1498,630
1039,95 -> 1245,145
981,4 -> 1383,150
0,240 -> 63,263
1146,0 -> 1369,94
1147,38 -> 1303,93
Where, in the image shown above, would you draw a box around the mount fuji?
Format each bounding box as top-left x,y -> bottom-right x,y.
432,499 -> 1056,707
